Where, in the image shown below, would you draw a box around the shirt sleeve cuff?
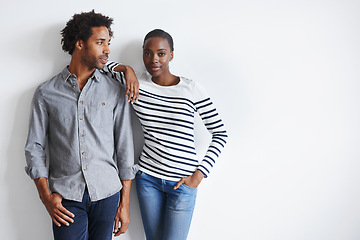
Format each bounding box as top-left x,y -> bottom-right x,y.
25,166 -> 49,180
119,164 -> 139,180
197,166 -> 209,178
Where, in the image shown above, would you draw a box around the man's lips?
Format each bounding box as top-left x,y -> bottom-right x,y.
99,56 -> 108,64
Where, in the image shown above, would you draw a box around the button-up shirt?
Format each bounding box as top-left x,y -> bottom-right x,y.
25,67 -> 136,202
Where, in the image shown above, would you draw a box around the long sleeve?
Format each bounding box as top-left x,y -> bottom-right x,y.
103,61 -> 126,85
193,81 -> 228,177
113,87 -> 137,180
24,86 -> 49,179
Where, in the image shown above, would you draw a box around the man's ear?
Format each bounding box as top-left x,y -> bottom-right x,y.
75,40 -> 84,51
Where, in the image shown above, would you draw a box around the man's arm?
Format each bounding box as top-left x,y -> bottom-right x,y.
112,84 -> 137,237
113,180 -> 132,236
34,177 -> 74,227
25,87 -> 74,227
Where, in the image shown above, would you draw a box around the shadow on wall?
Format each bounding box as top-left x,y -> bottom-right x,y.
112,39 -> 147,240
115,39 -> 146,239
6,87 -> 54,240
5,24 -> 63,240
5,25 -> 146,240
127,108 -> 145,240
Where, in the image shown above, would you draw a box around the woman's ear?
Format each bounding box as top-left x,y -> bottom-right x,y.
170,52 -> 174,61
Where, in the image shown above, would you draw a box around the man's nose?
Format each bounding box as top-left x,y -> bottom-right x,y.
104,44 -> 110,54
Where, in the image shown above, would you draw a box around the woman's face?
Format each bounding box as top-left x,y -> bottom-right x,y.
143,37 -> 173,78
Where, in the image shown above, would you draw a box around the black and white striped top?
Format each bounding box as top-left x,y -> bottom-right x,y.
105,62 -> 228,181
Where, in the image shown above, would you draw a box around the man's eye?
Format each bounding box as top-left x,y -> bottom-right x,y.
144,52 -> 150,56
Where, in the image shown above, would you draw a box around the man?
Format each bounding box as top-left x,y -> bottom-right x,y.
24,10 -> 137,239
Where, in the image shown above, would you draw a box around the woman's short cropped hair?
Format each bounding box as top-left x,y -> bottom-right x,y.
143,29 -> 174,52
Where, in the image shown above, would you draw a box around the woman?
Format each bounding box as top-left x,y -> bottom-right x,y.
106,29 -> 228,240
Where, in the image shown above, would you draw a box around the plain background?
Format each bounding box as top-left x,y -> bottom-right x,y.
1,0 -> 360,239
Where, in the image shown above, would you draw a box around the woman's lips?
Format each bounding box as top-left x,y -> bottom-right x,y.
150,65 -> 160,71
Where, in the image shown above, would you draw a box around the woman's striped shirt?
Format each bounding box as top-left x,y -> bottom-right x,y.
105,62 -> 228,181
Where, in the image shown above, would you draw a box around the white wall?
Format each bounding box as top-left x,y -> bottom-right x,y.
1,0 -> 360,239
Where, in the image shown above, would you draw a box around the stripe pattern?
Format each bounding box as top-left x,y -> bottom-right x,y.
105,63 -> 228,181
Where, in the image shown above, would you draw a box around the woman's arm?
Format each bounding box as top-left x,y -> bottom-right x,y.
175,81 -> 228,189
104,62 -> 139,103
173,170 -> 204,189
114,65 -> 139,103
193,81 -> 228,178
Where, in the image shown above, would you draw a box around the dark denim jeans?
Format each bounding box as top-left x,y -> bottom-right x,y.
52,189 -> 120,240
136,171 -> 197,240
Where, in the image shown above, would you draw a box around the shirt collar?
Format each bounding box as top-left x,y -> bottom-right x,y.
61,66 -> 102,82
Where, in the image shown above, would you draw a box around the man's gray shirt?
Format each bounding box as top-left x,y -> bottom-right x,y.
25,67 -> 137,202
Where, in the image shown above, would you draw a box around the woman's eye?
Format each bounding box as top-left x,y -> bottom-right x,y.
158,52 -> 165,57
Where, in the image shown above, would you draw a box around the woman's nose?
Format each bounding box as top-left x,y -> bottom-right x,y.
152,55 -> 158,63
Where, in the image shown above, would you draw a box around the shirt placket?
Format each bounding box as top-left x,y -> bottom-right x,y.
71,77 -> 90,199
78,96 -> 87,174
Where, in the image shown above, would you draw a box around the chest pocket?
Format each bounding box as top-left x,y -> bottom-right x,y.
90,100 -> 113,128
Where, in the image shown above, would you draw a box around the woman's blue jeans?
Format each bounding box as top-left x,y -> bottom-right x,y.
136,171 -> 198,240
52,189 -> 120,240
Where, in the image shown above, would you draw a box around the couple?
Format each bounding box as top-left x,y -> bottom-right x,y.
25,10 -> 228,240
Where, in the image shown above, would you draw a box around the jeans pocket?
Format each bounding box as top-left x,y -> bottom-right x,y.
182,183 -> 198,191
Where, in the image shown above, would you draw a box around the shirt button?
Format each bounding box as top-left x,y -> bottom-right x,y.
80,134 -> 84,138
80,117 -> 83,120
82,152 -> 85,155
79,101 -> 83,104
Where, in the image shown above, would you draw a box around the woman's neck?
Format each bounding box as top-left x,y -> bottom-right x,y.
152,73 -> 180,86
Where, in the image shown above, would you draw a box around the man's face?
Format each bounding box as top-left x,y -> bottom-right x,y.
80,26 -> 111,70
